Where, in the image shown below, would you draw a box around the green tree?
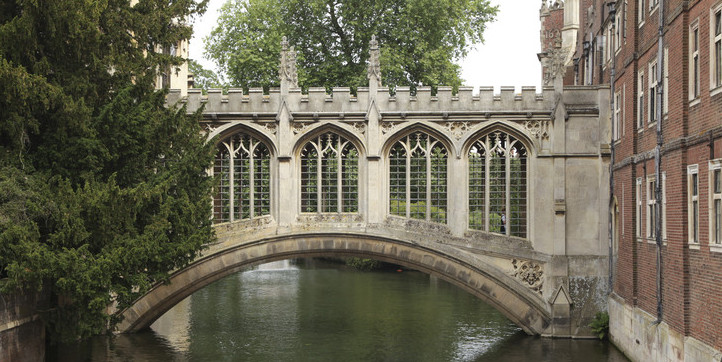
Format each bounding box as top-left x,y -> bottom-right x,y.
205,0 -> 497,90
189,59 -> 225,92
0,0 -> 214,342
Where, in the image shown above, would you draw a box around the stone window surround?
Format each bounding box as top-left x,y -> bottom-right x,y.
690,19 -> 701,104
213,132 -> 272,223
614,89 -> 622,142
637,70 -> 645,131
646,175 -> 657,241
709,160 -> 722,252
636,177 -> 643,239
467,130 -> 528,238
648,59 -> 658,127
643,172 -> 667,244
299,132 -> 360,215
710,2 -> 722,96
388,131 -> 448,224
689,164 -> 700,248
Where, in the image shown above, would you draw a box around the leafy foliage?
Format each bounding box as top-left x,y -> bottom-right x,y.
205,0 -> 497,90
188,59 -> 226,93
0,0 -> 214,343
345,257 -> 381,271
589,311 -> 610,340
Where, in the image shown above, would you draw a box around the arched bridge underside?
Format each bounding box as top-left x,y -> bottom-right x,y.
117,222 -> 555,336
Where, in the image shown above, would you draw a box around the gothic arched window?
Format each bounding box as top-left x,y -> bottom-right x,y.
389,132 -> 447,223
300,133 -> 359,213
468,131 -> 527,238
213,133 -> 271,223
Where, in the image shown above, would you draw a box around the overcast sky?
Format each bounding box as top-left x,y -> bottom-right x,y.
187,0 -> 542,91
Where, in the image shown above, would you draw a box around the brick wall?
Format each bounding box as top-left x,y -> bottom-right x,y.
556,0 -> 722,353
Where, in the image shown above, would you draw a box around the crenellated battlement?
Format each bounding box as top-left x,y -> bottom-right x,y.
168,85 -> 559,115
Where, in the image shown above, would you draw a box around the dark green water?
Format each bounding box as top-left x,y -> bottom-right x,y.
53,260 -> 628,361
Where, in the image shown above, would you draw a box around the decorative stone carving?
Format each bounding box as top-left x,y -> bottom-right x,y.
380,121 -> 402,135
367,35 -> 382,86
444,121 -> 472,140
543,46 -> 569,86
349,121 -> 366,135
279,36 -> 298,88
524,120 -> 550,140
293,122 -> 312,135
511,259 -> 543,294
261,122 -> 277,135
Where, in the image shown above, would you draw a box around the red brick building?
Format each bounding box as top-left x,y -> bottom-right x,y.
540,0 -> 722,360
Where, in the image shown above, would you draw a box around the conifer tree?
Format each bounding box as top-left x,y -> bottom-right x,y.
0,0 -> 213,342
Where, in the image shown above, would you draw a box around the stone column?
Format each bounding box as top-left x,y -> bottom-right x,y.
448,154 -> 466,237
365,36 -> 385,224
276,37 -> 298,229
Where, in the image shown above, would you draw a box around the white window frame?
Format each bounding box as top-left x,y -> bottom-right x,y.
650,0 -> 659,14
649,59 -> 658,125
689,165 -> 700,248
638,0 -> 646,26
710,160 -> 722,252
690,20 -> 701,102
622,0 -> 629,42
615,11 -> 622,53
637,70 -> 645,130
614,90 -> 622,141
663,47 -> 669,117
662,172 -> 667,241
711,4 -> 722,95
636,177 -> 643,239
647,175 -> 657,241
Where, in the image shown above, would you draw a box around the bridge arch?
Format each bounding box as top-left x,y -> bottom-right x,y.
117,233 -> 552,335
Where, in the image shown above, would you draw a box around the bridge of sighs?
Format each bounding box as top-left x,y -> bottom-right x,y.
118,39 -> 611,338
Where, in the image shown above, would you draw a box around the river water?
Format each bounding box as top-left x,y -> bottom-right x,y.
52,259 -> 628,361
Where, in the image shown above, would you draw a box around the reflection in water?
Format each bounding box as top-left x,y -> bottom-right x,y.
51,259 -> 627,361
150,297 -> 191,353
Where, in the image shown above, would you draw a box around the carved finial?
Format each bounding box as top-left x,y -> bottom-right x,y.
279,36 -> 298,88
368,35 -> 381,86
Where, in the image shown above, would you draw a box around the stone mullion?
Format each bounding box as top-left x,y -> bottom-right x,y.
426,148 -> 432,221
405,144 -> 411,219
249,148 -> 255,219
505,146 -> 511,236
316,141 -> 323,213
337,142 -> 343,213
229,140 -> 235,223
485,140 -> 491,231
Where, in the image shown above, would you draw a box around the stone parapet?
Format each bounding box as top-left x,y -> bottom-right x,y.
169,86 -> 558,115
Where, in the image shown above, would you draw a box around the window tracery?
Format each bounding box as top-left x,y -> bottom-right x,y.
468,131 -> 528,237
300,133 -> 359,213
389,132 -> 447,223
213,133 -> 271,223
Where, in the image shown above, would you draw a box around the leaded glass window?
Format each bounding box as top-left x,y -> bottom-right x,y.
468,131 -> 527,238
300,133 -> 359,213
213,133 -> 271,223
389,132 -> 447,223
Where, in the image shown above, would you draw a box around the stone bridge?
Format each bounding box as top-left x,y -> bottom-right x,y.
117,40 -> 610,338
